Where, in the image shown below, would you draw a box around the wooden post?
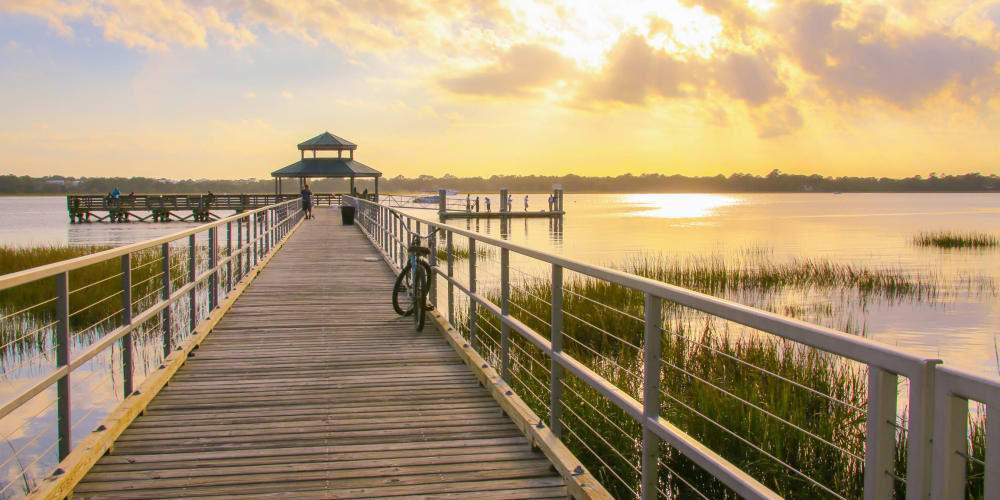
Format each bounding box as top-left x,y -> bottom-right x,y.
55,272 -> 71,460
121,254 -> 133,398
439,189 -> 447,216
374,176 -> 379,202
500,188 -> 508,213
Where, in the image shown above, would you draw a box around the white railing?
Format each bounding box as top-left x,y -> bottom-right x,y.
0,198 -> 303,496
347,196 -> 996,500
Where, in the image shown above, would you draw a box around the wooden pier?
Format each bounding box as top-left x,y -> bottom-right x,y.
49,208 -> 600,499
440,210 -> 565,220
66,193 -> 339,223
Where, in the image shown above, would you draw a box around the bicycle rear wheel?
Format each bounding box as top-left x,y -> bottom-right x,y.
393,262 -> 414,316
413,265 -> 427,331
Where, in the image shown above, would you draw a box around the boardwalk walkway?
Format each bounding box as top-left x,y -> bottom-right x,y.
73,209 -> 566,499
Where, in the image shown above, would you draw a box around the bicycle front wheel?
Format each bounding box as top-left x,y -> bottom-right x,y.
413,265 -> 428,331
393,262 -> 414,316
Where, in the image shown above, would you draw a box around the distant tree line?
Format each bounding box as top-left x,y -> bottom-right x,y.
1,170 -> 998,195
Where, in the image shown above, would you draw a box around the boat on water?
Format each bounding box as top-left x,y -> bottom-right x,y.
413,189 -> 459,203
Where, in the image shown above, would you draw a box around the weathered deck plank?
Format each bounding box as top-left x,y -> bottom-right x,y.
73,208 -> 565,499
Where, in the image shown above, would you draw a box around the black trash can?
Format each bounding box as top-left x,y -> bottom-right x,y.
340,205 -> 356,225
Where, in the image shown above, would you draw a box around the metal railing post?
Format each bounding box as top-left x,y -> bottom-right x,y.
469,237 -> 478,349
236,218 -> 243,282
253,213 -> 259,267
906,360 -> 940,500
209,227 -> 218,310
931,383 -> 968,500
161,243 -> 171,357
55,272 -> 71,460
405,218 -> 412,269
550,264 -> 563,437
864,366 -> 898,499
447,231 -> 455,324
641,293 -> 662,500
428,229 -> 437,308
500,247 -> 510,382
188,234 -> 196,334
226,221 -> 232,293
121,254 -> 133,398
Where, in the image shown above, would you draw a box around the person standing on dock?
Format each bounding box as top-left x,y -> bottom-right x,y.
466,194 -> 471,212
475,196 -> 480,212
524,194 -> 529,211
485,197 -> 491,212
547,194 -> 554,211
507,194 -> 513,212
301,184 -> 313,220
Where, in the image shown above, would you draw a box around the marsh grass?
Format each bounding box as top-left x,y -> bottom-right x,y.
435,245 -> 494,262
623,253 -> 938,302
0,244 -> 199,357
453,258 -> 988,498
913,231 -> 998,249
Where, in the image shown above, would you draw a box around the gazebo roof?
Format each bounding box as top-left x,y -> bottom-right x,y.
297,131 -> 357,151
271,158 -> 381,178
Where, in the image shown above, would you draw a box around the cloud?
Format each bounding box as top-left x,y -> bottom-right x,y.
439,44 -> 579,97
753,103 -> 804,138
776,1 -> 1000,108
581,34 -> 707,105
0,0 -> 255,51
713,51 -> 786,106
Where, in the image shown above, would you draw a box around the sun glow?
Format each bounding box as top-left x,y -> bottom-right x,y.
504,0 -> 725,69
624,194 -> 743,219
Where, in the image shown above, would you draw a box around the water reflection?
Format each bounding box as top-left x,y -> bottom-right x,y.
623,193 -> 742,219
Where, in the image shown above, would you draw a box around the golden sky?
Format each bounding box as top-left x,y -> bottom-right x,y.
1,0 -> 999,179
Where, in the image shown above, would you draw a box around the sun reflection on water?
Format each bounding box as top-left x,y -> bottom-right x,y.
623,193 -> 743,219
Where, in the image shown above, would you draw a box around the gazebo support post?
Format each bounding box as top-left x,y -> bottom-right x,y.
350,177 -> 355,197
374,176 -> 379,202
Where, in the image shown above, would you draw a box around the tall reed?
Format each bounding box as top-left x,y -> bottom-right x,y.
912,231 -> 998,249
454,256 -> 988,498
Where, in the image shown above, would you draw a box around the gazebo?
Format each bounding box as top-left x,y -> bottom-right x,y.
271,132 -> 382,200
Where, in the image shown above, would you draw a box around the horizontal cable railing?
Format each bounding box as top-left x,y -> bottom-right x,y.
0,198 -> 303,497
346,195 -> 996,500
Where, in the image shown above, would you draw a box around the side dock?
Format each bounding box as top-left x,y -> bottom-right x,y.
65,193 -> 340,223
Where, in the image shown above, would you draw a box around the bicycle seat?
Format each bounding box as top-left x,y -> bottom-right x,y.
408,246 -> 431,256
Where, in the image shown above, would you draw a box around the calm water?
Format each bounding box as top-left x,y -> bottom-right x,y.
405,192 -> 1000,375
0,193 -> 999,497
3,194 -> 1000,372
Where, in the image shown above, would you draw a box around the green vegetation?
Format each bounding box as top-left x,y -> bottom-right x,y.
0,245 -> 196,356
913,231 -> 998,249
434,245 -> 494,262
3,170 -> 999,195
452,255 -> 987,498
622,253 -> 937,301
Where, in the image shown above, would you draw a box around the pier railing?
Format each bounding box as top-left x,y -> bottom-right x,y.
66,193 -> 337,222
0,198 -> 303,496
347,196 -> 996,500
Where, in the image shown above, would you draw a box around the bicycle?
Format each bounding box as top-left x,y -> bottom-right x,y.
391,215 -> 438,332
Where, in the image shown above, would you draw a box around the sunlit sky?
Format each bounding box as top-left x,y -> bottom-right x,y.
2,0 -> 1000,179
